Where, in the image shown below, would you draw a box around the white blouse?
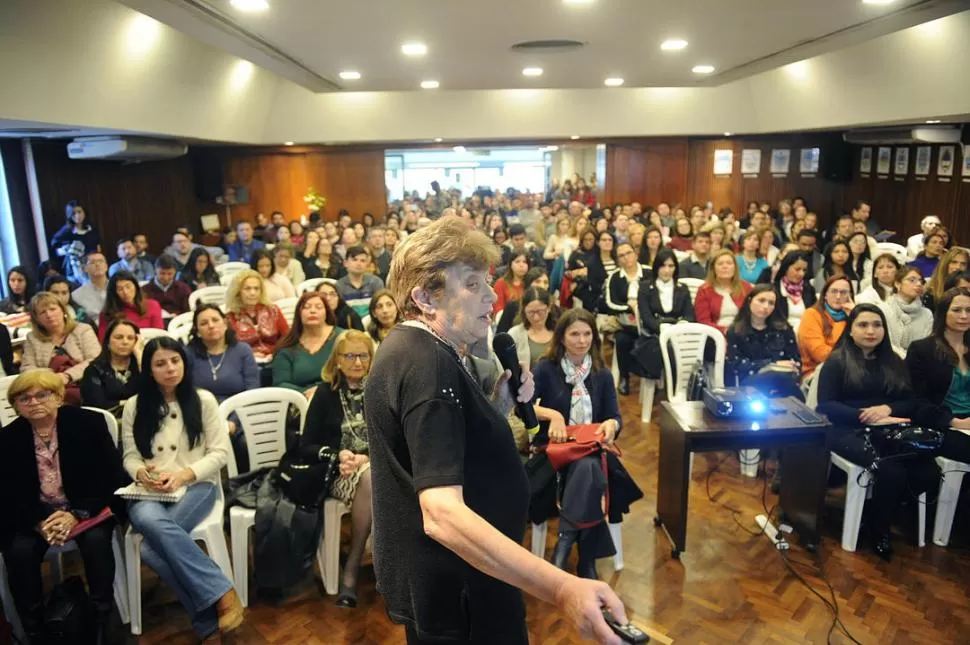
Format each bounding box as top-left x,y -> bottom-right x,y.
715,287 -> 739,330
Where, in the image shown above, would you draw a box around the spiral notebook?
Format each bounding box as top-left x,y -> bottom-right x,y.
114,483 -> 186,503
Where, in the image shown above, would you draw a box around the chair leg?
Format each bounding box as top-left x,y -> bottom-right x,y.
739,450 -> 760,478
640,380 -> 656,423
50,551 -> 65,583
229,517 -> 251,607
608,523 -> 623,571
320,503 -> 345,596
111,528 -> 130,625
917,493 -> 926,548
125,533 -> 143,635
933,470 -> 966,547
611,350 -> 620,388
530,522 -> 548,558
841,468 -> 868,552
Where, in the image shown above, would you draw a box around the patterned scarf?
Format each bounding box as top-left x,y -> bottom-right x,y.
782,277 -> 804,303
561,354 -> 593,425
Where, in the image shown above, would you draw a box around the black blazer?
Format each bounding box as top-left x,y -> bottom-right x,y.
301,383 -> 346,457
905,336 -> 955,406
603,266 -> 650,317
0,406 -> 129,548
774,282 -> 817,321
637,281 -> 695,335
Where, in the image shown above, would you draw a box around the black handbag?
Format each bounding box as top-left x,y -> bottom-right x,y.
44,576 -> 96,645
275,446 -> 339,509
862,424 -> 944,458
685,361 -> 709,401
631,334 -> 662,379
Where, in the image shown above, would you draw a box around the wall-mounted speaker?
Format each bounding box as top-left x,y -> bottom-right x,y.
822,135 -> 853,182
191,149 -> 225,202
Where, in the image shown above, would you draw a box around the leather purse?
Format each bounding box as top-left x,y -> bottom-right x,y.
545,424 -> 621,472
863,424 -> 944,458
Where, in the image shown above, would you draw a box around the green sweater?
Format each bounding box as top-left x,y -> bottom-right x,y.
271,327 -> 343,391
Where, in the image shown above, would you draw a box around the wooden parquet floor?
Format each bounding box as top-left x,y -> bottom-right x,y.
56,378 -> 970,645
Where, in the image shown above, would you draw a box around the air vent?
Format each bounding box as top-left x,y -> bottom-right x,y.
511,39 -> 585,53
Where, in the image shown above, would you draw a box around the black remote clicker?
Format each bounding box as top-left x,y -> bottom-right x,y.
602,610 -> 650,643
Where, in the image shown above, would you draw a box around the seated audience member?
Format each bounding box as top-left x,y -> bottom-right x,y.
43,274 -> 93,326
496,268 -> 549,335
71,251 -> 110,322
695,249 -> 753,334
566,230 -> 600,310
813,240 -> 858,294
492,251 -> 532,315
297,229 -> 320,273
251,248 -> 295,302
335,227 -> 360,259
847,232 -> 873,289
81,318 -> 142,412
638,226 -> 664,271
508,288 -> 558,369
907,215 -> 942,260
531,309 -> 642,580
110,237 -> 154,281
798,276 -> 852,379
758,227 -> 781,267
500,224 -> 543,268
384,228 -> 402,255
795,228 -> 824,275
879,265 -> 933,354
726,285 -> 802,398
637,248 -> 695,360
906,287 -> 970,466
756,243 -> 799,284
227,220 -> 265,263
604,242 -> 650,395
0,370 -> 128,643
122,338 -> 243,639
0,266 -> 33,314
318,279 -> 365,331
736,230 -> 769,284
272,291 -> 343,398
336,246 -> 385,317
186,304 -> 259,472
612,213 -> 632,246
98,271 -> 164,340
142,255 -> 192,316
133,233 -> 155,265
288,221 -> 305,247
225,270 -> 289,361
911,230 -> 946,278
668,217 -> 694,252
817,304 -> 945,561
165,231 -> 194,272
922,246 -> 970,311
943,270 -> 970,293
51,201 -> 102,286
22,292 -> 101,404
366,227 -> 391,281
274,242 -> 306,289
304,235 -> 347,281
367,289 -> 402,346
179,247 -> 221,290
302,330 -> 376,607
679,231 -> 712,280
543,215 -> 573,262
772,251 -> 816,333
855,253 -> 902,305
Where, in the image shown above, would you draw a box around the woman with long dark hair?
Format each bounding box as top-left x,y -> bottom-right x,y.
847,232 -> 873,289
638,248 -> 694,331
271,291 -> 343,397
121,338 -> 243,638
638,226 -> 664,271
0,266 -> 33,314
817,304 -> 947,560
179,247 -> 220,290
566,230 -> 598,310
251,248 -> 295,301
813,240 -> 858,294
80,318 -> 142,412
367,289 -> 403,345
772,251 -> 816,333
98,271 -> 164,340
855,253 -> 901,305
798,275 -> 853,380
726,285 -> 801,398
50,201 -> 102,284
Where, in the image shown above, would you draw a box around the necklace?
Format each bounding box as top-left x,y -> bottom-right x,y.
742,256 -> 758,271
207,350 -> 227,381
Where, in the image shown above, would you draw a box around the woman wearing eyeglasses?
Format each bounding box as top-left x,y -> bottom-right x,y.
604,242 -> 650,395
302,330 -> 376,608
798,276 -> 853,380
0,369 -> 128,643
877,265 -> 933,355
508,288 -> 558,369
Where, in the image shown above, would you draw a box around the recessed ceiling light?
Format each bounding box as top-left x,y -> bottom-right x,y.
661,39 -> 688,51
453,146 -> 466,153
230,0 -> 269,11
723,132 -> 732,137
563,0 -> 595,4
339,71 -> 361,80
434,138 -> 443,142
522,67 -> 544,77
926,119 -> 942,124
420,80 -> 439,89
604,77 -> 624,87
692,65 -> 715,74
284,141 -> 294,146
862,0 -> 895,5
402,42 -> 428,57
570,135 -> 581,140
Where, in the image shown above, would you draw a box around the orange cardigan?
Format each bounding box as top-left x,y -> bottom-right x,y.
798,307 -> 847,379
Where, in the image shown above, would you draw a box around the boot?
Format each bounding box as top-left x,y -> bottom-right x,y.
576,539 -> 598,580
618,377 -> 630,396
22,605 -> 45,645
215,588 -> 244,633
871,531 -> 893,563
551,530 -> 579,571
94,606 -> 125,645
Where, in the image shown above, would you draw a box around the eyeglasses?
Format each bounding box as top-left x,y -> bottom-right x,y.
15,391 -> 54,405
902,277 -> 924,285
525,307 -> 549,319
339,353 -> 371,363
828,289 -> 851,297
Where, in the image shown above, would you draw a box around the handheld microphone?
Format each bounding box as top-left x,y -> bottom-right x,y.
492,332 -> 540,436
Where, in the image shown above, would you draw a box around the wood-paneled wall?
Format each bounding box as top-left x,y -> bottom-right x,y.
220,149 -> 386,224
603,139 -> 688,208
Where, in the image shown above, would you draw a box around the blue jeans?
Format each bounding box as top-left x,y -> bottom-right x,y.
128,482 -> 232,637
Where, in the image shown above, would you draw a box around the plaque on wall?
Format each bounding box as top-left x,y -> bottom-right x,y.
770,149 -> 790,177
938,145 -> 955,180
876,147 -> 891,176
714,149 -> 733,176
860,147 -> 873,176
799,148 -> 820,176
741,149 -> 761,177
894,147 -> 909,180
962,147 -> 970,182
914,146 -> 931,180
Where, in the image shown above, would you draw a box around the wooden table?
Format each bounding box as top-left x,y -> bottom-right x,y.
655,397 -> 831,558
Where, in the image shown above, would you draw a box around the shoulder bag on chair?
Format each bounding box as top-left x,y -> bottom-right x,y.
275,445 -> 339,509
860,424 -> 944,460
545,424 -> 622,529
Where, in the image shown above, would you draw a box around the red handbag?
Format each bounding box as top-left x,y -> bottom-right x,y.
544,424 -> 621,529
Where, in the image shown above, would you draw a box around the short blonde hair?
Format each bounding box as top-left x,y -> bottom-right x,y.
387,216 -> 500,319
225,269 -> 270,314
8,369 -> 65,407
29,292 -> 77,341
321,330 -> 375,388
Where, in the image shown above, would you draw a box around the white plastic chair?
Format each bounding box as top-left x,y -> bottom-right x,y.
0,374 -> 17,426
529,521 -> 624,571
139,328 -> 173,343
214,262 -> 250,279
125,423 -> 235,635
276,297 -> 299,325
296,278 -> 326,296
221,388 -> 309,607
808,363 -> 926,551
677,278 -> 704,305
932,456 -> 970,546
188,286 -> 228,311
319,499 -> 351,595
167,312 -> 195,343
875,242 -> 908,265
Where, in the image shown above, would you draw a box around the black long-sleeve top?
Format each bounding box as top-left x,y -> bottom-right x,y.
637,281 -> 694,335
726,326 -> 800,385
80,356 -> 141,411
300,382 -> 346,457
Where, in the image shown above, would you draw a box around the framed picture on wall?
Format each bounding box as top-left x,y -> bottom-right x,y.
876,147 -> 892,175
770,149 -> 790,175
799,148 -> 820,175
915,146 -> 932,176
713,149 -> 733,176
939,145 -> 956,177
894,147 -> 909,176
860,147 -> 873,174
741,149 -> 761,175
962,147 -> 970,177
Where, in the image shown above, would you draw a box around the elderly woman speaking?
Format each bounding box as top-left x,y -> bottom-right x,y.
364,216 -> 627,645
